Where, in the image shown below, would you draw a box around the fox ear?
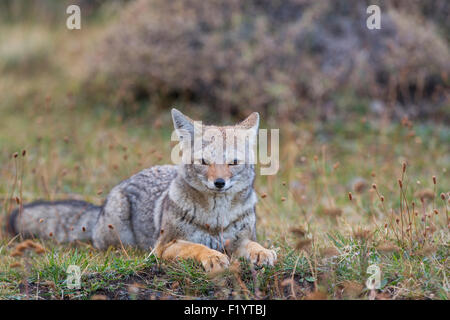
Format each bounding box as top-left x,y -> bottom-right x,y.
239,112 -> 259,134
171,108 -> 194,140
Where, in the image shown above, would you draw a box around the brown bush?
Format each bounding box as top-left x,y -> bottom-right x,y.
84,0 -> 450,121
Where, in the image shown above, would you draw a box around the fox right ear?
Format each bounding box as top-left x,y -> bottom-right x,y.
171,108 -> 194,140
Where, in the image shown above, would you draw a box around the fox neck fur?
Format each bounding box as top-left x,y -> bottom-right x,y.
166,169 -> 257,234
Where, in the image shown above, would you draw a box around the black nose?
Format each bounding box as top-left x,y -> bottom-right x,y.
214,178 -> 225,189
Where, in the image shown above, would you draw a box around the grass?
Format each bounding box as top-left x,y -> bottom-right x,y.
0,23 -> 449,300
0,102 -> 448,300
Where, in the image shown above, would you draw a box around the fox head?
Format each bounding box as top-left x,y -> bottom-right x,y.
171,108 -> 259,193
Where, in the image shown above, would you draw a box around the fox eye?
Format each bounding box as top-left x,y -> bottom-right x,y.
229,159 -> 239,166
201,158 -> 208,165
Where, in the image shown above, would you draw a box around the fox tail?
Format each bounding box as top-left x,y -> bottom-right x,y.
8,200 -> 102,243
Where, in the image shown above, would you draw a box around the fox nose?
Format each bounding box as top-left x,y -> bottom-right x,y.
214,178 -> 226,189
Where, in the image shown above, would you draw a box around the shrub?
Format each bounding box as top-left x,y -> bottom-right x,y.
84,0 -> 450,121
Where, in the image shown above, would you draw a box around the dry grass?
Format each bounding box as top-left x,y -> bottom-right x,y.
0,99 -> 448,299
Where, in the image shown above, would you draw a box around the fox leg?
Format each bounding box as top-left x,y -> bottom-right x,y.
155,239 -> 230,273
92,188 -> 136,249
234,239 -> 277,266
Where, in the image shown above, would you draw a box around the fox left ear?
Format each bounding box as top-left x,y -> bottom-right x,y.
171,108 -> 195,141
239,112 -> 259,135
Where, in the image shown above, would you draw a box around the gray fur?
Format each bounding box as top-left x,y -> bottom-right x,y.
10,200 -> 101,243
9,109 -> 261,257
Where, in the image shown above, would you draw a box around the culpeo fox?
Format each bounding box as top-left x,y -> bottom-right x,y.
8,109 -> 276,273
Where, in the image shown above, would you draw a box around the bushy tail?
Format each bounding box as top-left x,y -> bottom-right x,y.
8,200 -> 102,243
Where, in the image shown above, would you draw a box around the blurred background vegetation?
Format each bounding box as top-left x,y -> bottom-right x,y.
0,0 -> 448,123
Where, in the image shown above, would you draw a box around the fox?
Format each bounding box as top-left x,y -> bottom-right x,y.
8,109 -> 277,273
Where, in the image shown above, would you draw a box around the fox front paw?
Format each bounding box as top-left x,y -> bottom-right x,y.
200,250 -> 230,274
239,241 -> 277,267
249,247 -> 277,266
